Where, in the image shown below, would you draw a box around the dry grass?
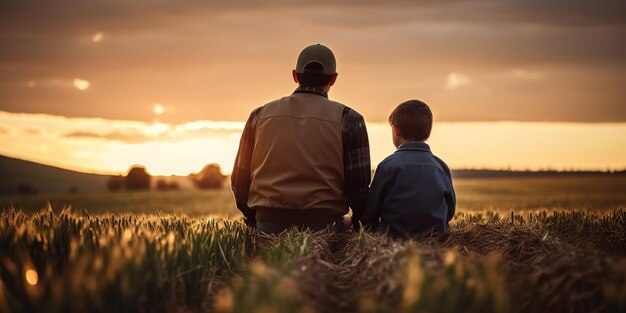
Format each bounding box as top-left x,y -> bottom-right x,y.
1,208 -> 625,313
217,210 -> 626,313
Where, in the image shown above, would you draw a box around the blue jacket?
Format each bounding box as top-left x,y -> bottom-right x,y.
361,142 -> 456,239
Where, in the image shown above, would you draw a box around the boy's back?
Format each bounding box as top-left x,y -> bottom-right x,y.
359,100 -> 455,239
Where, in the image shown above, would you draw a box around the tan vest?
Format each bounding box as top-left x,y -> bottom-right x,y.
248,92 -> 347,224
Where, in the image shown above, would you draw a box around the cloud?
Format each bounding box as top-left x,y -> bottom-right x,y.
22,78 -> 89,90
91,32 -> 104,43
0,1 -> 624,35
446,72 -> 471,90
0,110 -> 241,144
60,124 -> 242,144
22,128 -> 41,135
63,130 -> 150,144
21,111 -> 244,144
511,69 -> 544,80
0,1 -> 624,123
73,78 -> 90,90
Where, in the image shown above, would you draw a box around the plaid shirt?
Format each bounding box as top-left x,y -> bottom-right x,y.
231,86 -> 371,226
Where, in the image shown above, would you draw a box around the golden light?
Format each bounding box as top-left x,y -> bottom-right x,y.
73,78 -> 90,91
153,103 -> 165,115
123,229 -> 132,242
446,72 -> 470,90
92,32 -> 104,43
25,269 -> 38,286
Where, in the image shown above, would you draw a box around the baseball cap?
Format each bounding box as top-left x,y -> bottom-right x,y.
295,44 -> 336,75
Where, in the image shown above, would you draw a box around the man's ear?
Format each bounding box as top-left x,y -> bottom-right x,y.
328,73 -> 338,86
292,70 -> 299,84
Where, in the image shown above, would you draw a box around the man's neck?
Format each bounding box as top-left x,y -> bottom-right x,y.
294,85 -> 329,98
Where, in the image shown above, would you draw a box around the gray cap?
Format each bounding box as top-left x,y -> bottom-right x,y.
295,44 -> 336,75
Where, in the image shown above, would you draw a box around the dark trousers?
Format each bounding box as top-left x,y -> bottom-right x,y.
256,216 -> 347,236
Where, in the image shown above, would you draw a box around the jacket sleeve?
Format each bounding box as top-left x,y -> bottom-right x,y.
444,166 -> 456,222
341,108 -> 372,227
231,108 -> 261,227
359,165 -> 388,230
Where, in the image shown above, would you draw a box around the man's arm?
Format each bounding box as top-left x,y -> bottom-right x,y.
341,108 -> 371,228
231,107 -> 261,226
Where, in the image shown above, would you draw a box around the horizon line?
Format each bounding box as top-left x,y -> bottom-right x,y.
2,153 -> 624,178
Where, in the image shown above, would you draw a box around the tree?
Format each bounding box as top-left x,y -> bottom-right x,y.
190,163 -> 226,189
17,183 -> 38,195
106,175 -> 124,191
156,179 -> 180,191
125,166 -> 151,190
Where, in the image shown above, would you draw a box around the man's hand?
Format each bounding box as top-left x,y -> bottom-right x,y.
342,214 -> 352,228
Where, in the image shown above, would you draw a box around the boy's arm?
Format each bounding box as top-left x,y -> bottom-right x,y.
359,165 -> 389,230
444,166 -> 456,221
231,108 -> 261,227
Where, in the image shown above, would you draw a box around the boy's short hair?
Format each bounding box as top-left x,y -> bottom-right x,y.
296,62 -> 335,87
388,100 -> 433,141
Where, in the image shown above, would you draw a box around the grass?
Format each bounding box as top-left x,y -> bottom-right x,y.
0,189 -> 238,216
2,176 -> 625,215
454,176 -> 626,210
1,207 -> 624,313
0,176 -> 625,313
0,208 -> 250,312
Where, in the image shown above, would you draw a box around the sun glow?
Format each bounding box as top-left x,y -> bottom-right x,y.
73,78 -> 90,90
91,32 -> 104,43
0,111 -> 624,176
153,104 -> 165,115
25,269 -> 38,285
445,72 -> 470,90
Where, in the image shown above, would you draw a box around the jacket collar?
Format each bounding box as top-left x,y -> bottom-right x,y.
397,141 -> 431,152
293,86 -> 329,98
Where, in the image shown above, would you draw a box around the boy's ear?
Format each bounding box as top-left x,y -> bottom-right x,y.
392,125 -> 402,138
292,70 -> 299,84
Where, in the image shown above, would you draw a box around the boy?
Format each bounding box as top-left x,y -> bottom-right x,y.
360,100 -> 455,239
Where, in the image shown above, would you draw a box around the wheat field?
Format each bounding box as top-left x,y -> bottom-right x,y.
1,176 -> 625,313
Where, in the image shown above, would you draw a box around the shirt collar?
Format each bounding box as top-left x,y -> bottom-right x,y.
397,141 -> 431,152
293,86 -> 328,98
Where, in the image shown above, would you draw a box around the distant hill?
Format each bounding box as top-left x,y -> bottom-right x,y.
0,155 -> 196,194
451,169 -> 626,179
0,155 -> 109,194
1,154 -> 623,195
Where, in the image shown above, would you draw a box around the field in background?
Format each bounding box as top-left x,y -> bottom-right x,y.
2,176 -> 624,215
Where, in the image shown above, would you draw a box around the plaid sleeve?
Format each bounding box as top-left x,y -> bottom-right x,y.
342,107 -> 371,225
231,107 -> 262,226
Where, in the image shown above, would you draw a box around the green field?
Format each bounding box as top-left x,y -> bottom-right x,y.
3,176 -> 625,215
1,176 -> 625,313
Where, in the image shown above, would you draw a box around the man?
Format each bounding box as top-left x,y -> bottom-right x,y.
231,44 -> 371,235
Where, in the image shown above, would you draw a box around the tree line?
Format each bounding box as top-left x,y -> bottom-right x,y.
106,163 -> 227,191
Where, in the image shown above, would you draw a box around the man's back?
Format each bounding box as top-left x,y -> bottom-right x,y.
248,92 -> 348,225
231,44 -> 371,234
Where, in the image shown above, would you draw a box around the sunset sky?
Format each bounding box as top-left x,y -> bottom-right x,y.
1,1 -> 625,175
